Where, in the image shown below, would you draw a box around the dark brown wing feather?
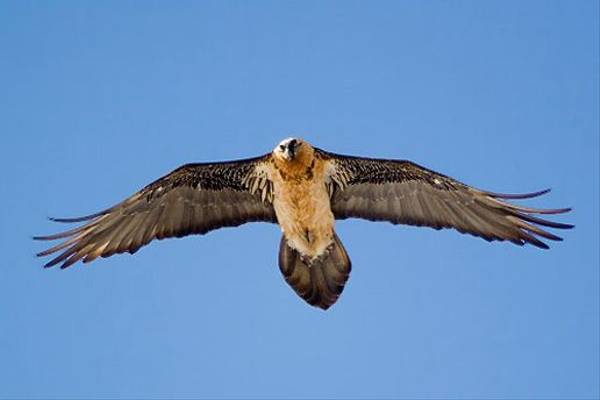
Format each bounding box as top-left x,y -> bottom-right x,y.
35,155 -> 276,269
318,150 -> 573,249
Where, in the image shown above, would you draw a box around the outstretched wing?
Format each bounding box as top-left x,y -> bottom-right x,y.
319,150 -> 573,248
35,155 -> 276,269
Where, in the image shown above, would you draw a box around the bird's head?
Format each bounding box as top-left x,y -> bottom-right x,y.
273,137 -> 307,162
272,137 -> 315,174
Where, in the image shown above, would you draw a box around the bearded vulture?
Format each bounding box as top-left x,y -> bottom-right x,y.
35,138 -> 573,309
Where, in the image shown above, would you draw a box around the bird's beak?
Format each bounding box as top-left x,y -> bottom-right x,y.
283,141 -> 298,161
284,146 -> 295,160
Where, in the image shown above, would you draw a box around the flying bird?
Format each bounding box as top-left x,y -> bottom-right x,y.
35,138 -> 573,309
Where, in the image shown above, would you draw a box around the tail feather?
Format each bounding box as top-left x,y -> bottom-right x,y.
278,232 -> 351,310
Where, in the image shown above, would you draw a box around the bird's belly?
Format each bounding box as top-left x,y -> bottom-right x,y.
273,182 -> 335,259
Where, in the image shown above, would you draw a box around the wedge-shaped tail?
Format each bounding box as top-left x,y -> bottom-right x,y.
278,232 -> 351,310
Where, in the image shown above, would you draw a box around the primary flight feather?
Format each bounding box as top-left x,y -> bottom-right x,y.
36,138 -> 573,309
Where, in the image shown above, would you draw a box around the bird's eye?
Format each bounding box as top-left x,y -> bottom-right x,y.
279,145 -> 285,151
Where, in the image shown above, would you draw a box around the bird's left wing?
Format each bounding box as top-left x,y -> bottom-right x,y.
318,149 -> 573,249
35,155 -> 276,269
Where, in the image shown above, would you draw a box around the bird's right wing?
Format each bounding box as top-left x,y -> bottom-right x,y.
35,155 -> 276,269
318,149 -> 572,249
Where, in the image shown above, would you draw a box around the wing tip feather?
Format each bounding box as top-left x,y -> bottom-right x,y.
42,260 -> 58,269
486,188 -> 551,199
47,208 -> 112,223
49,215 -> 92,223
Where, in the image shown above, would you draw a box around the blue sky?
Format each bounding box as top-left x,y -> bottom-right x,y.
1,1 -> 598,398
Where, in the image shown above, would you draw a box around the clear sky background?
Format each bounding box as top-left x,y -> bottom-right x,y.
1,1 -> 598,399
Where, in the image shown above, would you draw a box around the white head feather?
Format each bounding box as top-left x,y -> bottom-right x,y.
273,137 -> 301,160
